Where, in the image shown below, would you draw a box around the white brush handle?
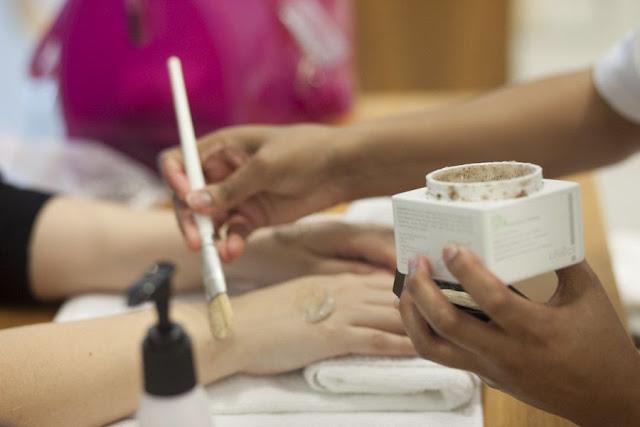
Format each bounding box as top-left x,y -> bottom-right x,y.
167,56 -> 205,190
167,56 -> 227,297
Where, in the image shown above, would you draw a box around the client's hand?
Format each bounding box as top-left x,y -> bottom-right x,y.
398,246 -> 640,426
227,221 -> 396,286
230,273 -> 415,375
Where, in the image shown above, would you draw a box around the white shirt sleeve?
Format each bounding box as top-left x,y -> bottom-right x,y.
594,29 -> 640,124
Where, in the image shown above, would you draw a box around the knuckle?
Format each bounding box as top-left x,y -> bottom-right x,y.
483,289 -> 510,313
453,254 -> 478,275
430,306 -> 458,334
528,315 -> 556,344
319,322 -> 341,342
368,332 -> 391,352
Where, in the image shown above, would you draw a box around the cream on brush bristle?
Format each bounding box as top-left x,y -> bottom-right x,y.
208,294 -> 233,339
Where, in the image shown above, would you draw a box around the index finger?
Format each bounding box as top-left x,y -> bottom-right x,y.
443,245 -> 541,333
406,256 -> 507,356
159,148 -> 191,200
399,290 -> 488,374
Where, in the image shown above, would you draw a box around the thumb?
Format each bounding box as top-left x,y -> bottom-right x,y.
186,157 -> 269,214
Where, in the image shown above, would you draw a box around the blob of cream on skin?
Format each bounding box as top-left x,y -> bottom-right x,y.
295,288 -> 336,323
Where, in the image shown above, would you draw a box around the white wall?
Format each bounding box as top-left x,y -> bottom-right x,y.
511,0 -> 640,82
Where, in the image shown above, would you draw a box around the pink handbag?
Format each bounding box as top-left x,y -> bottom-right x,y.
31,0 -> 354,169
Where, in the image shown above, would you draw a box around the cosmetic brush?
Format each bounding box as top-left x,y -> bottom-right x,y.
167,56 -> 232,339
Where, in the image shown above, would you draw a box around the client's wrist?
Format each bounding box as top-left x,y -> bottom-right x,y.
172,304 -> 242,385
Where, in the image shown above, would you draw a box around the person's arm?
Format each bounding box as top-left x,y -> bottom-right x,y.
343,70 -> 640,199
0,303 -> 229,427
0,273 -> 414,427
160,72 -> 640,260
28,196 -> 396,300
399,249 -> 640,426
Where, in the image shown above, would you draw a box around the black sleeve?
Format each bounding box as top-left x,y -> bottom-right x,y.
0,182 -> 53,303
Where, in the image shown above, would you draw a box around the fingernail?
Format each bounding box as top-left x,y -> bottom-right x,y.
187,191 -> 213,209
443,244 -> 459,263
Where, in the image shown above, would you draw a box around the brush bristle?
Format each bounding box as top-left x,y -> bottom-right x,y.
208,294 -> 233,339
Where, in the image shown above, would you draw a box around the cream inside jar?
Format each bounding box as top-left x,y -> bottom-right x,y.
426,161 -> 543,202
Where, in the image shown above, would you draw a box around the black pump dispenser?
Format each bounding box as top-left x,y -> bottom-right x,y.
128,262 -> 197,396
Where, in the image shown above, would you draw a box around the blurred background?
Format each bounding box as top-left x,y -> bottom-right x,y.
4,1 -> 640,210
2,0 -> 640,319
353,0 -> 640,236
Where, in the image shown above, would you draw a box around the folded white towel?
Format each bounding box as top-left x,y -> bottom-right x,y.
208,361 -> 475,414
304,356 -> 476,401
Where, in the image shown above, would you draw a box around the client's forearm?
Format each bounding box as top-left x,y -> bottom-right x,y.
342,70 -> 640,198
29,197 -> 202,299
0,304 -> 237,427
29,197 -> 247,300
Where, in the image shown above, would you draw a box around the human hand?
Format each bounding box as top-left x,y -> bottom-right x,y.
228,273 -> 415,375
227,221 -> 396,286
399,247 -> 640,426
160,124 -> 357,260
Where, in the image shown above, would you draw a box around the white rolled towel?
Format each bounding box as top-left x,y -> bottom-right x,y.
303,356 -> 477,411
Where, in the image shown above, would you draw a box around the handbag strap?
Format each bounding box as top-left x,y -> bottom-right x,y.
30,0 -> 79,78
